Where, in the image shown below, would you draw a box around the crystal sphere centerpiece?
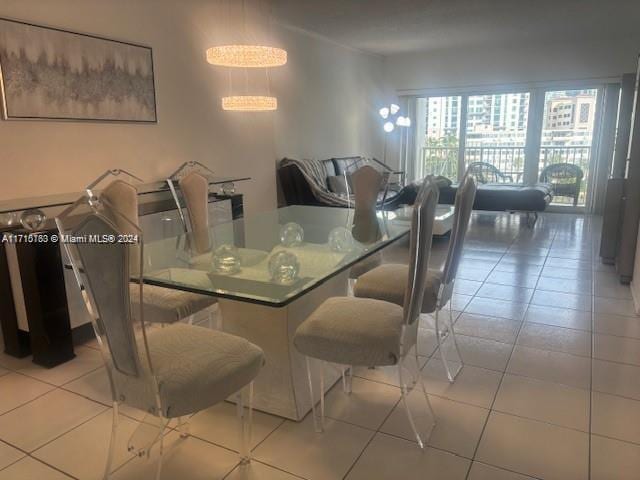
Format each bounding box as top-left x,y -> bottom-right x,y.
211,244 -> 241,274
279,222 -> 304,247
328,226 -> 354,252
268,251 -> 300,284
20,209 -> 47,231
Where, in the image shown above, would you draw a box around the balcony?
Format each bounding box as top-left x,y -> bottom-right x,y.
421,145 -> 591,205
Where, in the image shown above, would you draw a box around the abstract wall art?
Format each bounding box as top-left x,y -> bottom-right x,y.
0,18 -> 157,122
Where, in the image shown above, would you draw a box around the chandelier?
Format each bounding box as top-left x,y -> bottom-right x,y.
206,45 -> 287,68
222,95 -> 277,111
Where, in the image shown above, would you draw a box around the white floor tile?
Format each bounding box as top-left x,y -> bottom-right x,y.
594,333 -> 640,366
476,412 -> 589,480
253,416 -> 374,480
345,433 -> 469,480
10,347 -> 103,386
592,359 -> 640,401
516,323 -> 591,357
593,312 -> 640,339
525,304 -> 591,331
454,313 -> 521,344
507,345 -> 590,389
0,372 -> 55,415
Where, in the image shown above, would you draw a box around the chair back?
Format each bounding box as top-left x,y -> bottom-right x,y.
56,197 -> 145,379
178,171 -> 211,254
442,174 -> 477,286
350,165 -> 387,242
539,162 -> 584,183
101,180 -> 141,272
467,161 -> 511,183
403,176 -> 439,326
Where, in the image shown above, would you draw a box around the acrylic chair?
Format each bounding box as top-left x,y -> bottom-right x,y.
88,170 -> 217,327
293,177 -> 440,449
56,194 -> 264,480
353,174 -> 477,382
167,161 -> 267,268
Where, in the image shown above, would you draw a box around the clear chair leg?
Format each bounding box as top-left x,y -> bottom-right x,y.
177,416 -> 190,439
341,366 -> 353,394
237,382 -> 254,465
103,402 -> 119,480
435,304 -> 463,383
305,357 -> 325,433
397,350 -> 436,449
154,430 -> 164,480
127,412 -> 167,459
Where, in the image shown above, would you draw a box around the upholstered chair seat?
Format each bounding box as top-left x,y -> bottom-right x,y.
114,323 -> 264,418
294,297 -> 404,367
353,263 -> 442,313
129,284 -> 217,324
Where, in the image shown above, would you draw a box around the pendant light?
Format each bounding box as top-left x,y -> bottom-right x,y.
207,0 -> 285,112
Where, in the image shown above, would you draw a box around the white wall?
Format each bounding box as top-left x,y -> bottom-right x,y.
385,37 -> 640,92
0,0 -> 388,214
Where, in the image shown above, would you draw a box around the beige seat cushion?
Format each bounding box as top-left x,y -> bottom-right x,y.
353,263 -> 441,313
294,297 -> 404,367
114,324 -> 264,418
130,284 -> 216,324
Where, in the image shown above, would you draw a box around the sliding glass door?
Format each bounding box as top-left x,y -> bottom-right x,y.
412,84 -> 605,211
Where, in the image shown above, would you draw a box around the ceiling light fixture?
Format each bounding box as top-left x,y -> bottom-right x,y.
206,45 -> 287,68
222,95 -> 278,112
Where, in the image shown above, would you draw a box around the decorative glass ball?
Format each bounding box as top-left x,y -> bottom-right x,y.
0,212 -> 19,227
211,244 -> 241,274
268,251 -> 300,284
279,222 -> 304,247
20,209 -> 46,231
328,227 -> 354,252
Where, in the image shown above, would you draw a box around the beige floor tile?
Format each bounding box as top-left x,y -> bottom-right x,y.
189,401 -> 284,452
253,416 -> 374,480
453,279 -> 483,296
62,368 -> 146,421
476,283 -> 534,304
476,412 -> 589,480
500,254 -> 546,266
0,389 -> 105,452
439,334 -> 512,372
12,347 -> 103,386
530,290 -> 591,312
225,461 -> 304,480
541,266 -> 590,281
594,333 -> 640,366
464,298 -> 528,321
111,431 -> 239,480
493,374 -> 589,431
507,345 -> 590,389
592,359 -> 640,401
516,323 -> 590,357
322,377 -> 400,430
454,313 -> 521,344
485,271 -> 539,289
0,367 -> 8,378
594,312 -> 640,339
544,257 -> 591,270
345,433 -> 469,480
380,391 -> 488,458
591,391 -> 640,444
457,266 -> 491,282
0,440 -> 24,471
536,276 -> 592,295
594,297 -> 638,317
594,272 -> 633,300
525,304 -> 591,331
591,435 -> 640,480
493,263 -> 542,276
422,358 -> 502,408
32,409 -> 140,480
0,457 -> 73,479
452,294 -> 473,312
0,372 -> 55,415
467,462 -> 537,480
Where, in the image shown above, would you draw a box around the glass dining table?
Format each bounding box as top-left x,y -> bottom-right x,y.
141,204 -> 449,419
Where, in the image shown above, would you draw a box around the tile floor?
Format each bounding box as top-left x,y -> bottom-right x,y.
1,212 -> 640,479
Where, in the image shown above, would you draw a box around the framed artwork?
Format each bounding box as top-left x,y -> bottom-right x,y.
0,18 -> 157,122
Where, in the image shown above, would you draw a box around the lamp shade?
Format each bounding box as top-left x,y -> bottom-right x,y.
222,96 -> 278,111
207,45 -> 287,68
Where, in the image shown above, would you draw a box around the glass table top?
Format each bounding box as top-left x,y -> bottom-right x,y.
143,205 -> 416,307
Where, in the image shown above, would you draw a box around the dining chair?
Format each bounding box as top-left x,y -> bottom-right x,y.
293,177 -> 439,449
167,162 -> 267,268
90,172 -> 218,327
347,165 -> 390,279
353,174 -> 477,382
56,194 -> 265,479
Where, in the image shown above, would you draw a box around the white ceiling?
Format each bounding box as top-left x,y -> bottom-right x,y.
270,0 -> 640,56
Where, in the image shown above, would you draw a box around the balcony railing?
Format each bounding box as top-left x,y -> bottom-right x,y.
422,145 -> 591,205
